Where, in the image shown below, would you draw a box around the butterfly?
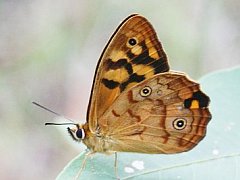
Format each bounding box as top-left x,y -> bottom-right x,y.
57,14 -> 211,178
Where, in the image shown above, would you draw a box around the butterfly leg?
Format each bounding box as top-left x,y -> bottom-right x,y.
74,150 -> 94,180
114,152 -> 120,180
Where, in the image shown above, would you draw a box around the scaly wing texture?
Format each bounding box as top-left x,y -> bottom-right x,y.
100,72 -> 211,154
87,14 -> 169,132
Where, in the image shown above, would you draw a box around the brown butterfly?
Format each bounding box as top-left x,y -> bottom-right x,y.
46,14 -> 211,177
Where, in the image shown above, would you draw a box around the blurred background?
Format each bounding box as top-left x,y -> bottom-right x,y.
1,0 -> 240,179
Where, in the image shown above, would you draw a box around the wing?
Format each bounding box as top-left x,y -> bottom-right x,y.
87,14 -> 170,132
100,72 -> 211,154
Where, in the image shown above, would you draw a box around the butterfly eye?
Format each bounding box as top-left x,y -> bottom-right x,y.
76,129 -> 85,139
173,118 -> 187,130
140,86 -> 152,97
127,37 -> 138,47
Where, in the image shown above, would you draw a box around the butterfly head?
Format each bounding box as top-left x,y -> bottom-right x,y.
67,124 -> 86,142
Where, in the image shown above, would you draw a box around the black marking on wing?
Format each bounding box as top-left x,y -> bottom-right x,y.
126,41 -> 169,74
193,91 -> 210,108
125,63 -> 133,74
105,58 -> 133,75
150,57 -> 169,74
184,91 -> 210,108
102,79 -> 120,89
126,51 -> 135,59
120,73 -> 145,92
105,58 -> 127,70
131,42 -> 155,65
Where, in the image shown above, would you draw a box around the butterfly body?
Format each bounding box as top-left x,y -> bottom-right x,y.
68,14 -> 211,156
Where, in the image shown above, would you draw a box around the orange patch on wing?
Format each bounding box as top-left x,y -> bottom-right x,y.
190,100 -> 199,109
145,38 -> 159,59
104,68 -> 129,83
124,81 -> 138,90
109,50 -> 129,62
131,45 -> 143,55
132,64 -> 154,77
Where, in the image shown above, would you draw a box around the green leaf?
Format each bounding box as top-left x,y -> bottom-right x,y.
57,67 -> 240,180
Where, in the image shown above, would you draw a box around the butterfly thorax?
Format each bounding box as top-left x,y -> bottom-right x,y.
82,123 -> 115,154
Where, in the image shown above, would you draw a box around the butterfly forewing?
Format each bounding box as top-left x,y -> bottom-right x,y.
87,14 -> 169,132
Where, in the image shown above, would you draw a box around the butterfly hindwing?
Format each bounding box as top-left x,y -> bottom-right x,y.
99,72 -> 211,153
87,14 -> 170,132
